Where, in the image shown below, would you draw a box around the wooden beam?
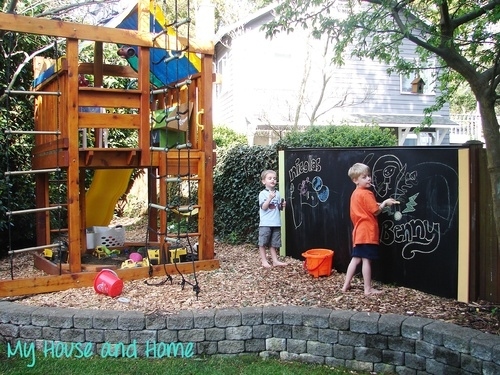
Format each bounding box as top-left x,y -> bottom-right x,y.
32,151 -> 69,169
79,149 -> 141,168
34,175 -> 51,248
93,42 -> 104,87
0,12 -> 152,46
0,259 -> 220,297
0,12 -> 213,55
79,88 -> 142,108
152,35 -> 214,55
199,55 -> 215,261
78,113 -> 141,129
66,38 -> 83,271
138,0 -> 152,169
34,254 -> 71,275
32,138 -> 69,155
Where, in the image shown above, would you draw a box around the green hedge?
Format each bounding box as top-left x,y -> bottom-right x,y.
213,125 -> 397,244
213,145 -> 278,244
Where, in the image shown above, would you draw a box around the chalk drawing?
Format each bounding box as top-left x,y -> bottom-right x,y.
363,153 -> 458,260
288,156 -> 330,229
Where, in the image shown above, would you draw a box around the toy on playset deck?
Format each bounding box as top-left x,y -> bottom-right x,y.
120,257 -> 150,269
147,248 -> 160,265
42,249 -> 53,260
42,248 -> 69,263
93,245 -> 120,259
169,247 -> 188,263
128,252 -> 143,262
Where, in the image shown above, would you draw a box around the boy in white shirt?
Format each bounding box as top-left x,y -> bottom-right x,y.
258,170 -> 287,268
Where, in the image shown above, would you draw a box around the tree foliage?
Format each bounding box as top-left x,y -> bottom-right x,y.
213,125 -> 247,148
264,0 -> 500,244
212,0 -> 273,32
0,30 -> 54,251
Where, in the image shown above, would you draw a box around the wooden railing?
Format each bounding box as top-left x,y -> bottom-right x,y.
449,114 -> 489,144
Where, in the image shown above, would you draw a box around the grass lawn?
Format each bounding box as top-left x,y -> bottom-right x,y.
0,344 -> 371,375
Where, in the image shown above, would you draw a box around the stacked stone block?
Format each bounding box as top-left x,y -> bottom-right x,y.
1,301 -> 500,374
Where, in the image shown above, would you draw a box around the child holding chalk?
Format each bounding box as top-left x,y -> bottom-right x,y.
258,170 -> 287,268
342,163 -> 399,295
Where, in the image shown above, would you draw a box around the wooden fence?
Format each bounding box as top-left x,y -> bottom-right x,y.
474,144 -> 500,303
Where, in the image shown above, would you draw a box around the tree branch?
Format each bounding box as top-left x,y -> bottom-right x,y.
3,0 -> 18,13
0,42 -> 57,104
490,52 -> 500,95
452,0 -> 500,28
385,3 -> 441,55
36,0 -> 120,20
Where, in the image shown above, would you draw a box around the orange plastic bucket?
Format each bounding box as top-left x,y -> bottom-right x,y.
302,249 -> 334,278
93,269 -> 124,297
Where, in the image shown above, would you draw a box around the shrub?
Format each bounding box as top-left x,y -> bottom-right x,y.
213,145 -> 278,244
213,125 -> 397,244
277,124 -> 397,148
213,125 -> 247,148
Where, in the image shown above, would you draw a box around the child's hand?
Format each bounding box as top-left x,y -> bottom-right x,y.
384,198 -> 399,206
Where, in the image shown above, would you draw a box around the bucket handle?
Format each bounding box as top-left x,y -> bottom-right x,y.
100,268 -> 118,277
304,255 -> 330,272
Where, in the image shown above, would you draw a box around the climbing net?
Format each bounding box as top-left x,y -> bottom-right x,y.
144,0 -> 200,297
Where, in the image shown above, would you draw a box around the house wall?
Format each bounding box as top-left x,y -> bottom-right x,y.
214,8 -> 452,145
213,48 -> 236,129
331,42 -> 449,117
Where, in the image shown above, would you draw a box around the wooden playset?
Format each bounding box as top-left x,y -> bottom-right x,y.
0,0 -> 219,297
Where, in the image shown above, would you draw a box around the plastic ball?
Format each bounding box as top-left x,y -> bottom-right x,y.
129,252 -> 143,262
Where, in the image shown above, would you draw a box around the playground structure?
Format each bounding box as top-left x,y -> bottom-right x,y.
0,0 -> 219,297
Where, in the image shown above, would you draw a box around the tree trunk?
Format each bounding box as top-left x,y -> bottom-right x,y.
478,99 -> 500,246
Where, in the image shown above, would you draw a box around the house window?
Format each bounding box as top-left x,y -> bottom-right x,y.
216,54 -> 228,96
400,60 -> 436,95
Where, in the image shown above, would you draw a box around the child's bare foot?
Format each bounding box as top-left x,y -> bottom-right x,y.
273,260 -> 287,267
341,286 -> 350,293
261,261 -> 272,268
365,288 -> 383,296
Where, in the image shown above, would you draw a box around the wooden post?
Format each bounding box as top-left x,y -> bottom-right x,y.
199,54 -> 214,260
138,0 -> 151,166
66,38 -> 82,272
93,41 -> 104,147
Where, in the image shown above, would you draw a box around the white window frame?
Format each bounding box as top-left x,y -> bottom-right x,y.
400,59 -> 436,95
216,54 -> 228,96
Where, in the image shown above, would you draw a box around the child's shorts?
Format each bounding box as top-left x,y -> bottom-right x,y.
352,244 -> 379,260
258,226 -> 281,248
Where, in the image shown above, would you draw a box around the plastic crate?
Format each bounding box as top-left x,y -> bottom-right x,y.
86,226 -> 125,249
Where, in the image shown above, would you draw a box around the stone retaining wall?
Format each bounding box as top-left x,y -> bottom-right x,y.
1,301 -> 500,374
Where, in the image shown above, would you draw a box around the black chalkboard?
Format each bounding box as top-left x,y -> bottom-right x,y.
283,147 -> 460,299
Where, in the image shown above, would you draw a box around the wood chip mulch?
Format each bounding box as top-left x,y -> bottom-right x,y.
1,218 -> 499,336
